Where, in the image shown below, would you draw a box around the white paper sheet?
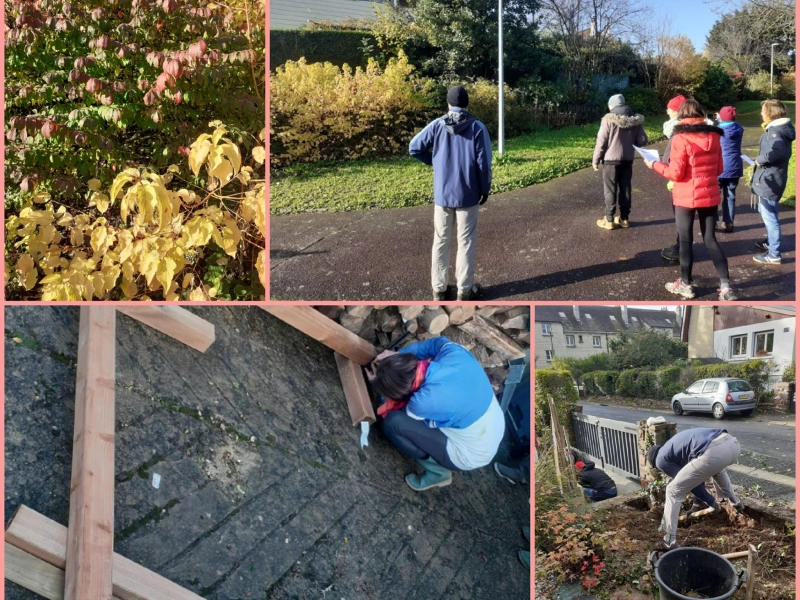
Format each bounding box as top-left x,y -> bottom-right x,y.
633,146 -> 660,162
741,154 -> 755,166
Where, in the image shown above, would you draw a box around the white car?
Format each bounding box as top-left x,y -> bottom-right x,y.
671,378 -> 756,420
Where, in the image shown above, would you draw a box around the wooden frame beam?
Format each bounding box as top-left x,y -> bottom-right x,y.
260,306 -> 377,365
6,505 -> 204,600
66,307 -> 117,600
334,353 -> 376,426
116,307 -> 215,352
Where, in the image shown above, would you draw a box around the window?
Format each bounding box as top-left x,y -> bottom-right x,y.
631,316 -> 638,322
609,315 -> 616,321
542,323 -> 552,336
593,336 -> 601,348
702,381 -> 720,393
754,331 -> 774,356
585,314 -> 592,319
558,312 -> 566,318
727,380 -> 752,392
687,381 -> 705,394
730,335 -> 747,357
566,335 -> 575,347
545,350 -> 554,361
578,335 -> 583,344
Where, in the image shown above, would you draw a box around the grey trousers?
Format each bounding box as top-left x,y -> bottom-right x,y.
432,204 -> 479,294
661,434 -> 741,544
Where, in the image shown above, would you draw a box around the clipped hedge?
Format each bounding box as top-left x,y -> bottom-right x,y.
270,29 -> 374,71
694,360 -> 775,403
535,367 -> 578,438
657,366 -> 683,399
624,85 -> 662,116
582,371 -> 619,396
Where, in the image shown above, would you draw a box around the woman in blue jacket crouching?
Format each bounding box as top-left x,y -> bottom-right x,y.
367,337 -> 506,491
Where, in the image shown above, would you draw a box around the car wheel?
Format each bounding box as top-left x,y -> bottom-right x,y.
673,401 -> 684,416
712,403 -> 725,420
740,409 -> 754,417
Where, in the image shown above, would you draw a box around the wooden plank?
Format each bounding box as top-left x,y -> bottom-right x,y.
260,306 -> 377,365
6,505 -> 204,600
116,307 -> 215,352
334,352 -> 376,426
5,541 -> 67,600
66,306 -> 117,600
746,544 -> 757,600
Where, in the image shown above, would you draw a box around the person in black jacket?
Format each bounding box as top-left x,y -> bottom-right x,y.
575,460 -> 617,501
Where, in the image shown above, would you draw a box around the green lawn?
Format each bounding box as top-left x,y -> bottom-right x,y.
270,122 -> 665,214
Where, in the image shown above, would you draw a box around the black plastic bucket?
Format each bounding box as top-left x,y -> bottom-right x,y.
649,547 -> 747,600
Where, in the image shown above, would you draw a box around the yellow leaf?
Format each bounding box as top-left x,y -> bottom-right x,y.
56,212 -> 73,227
252,146 -> 265,165
188,287 -> 207,301
22,269 -> 38,291
182,272 -> 194,288
103,265 -> 121,292
208,286 -> 217,298
256,249 -> 265,287
164,280 -> 180,301
23,210 -> 55,226
16,254 -> 35,274
221,141 -> 242,176
122,260 -> 135,282
140,252 -> 159,286
188,139 -> 212,176
90,226 -> 108,254
70,227 -> 84,246
155,255 -> 177,292
32,191 -> 51,204
91,192 -> 110,214
167,164 -> 181,173
121,278 -> 138,299
39,224 -> 56,244
211,126 -> 228,145
88,179 -> 102,191
110,168 -> 139,201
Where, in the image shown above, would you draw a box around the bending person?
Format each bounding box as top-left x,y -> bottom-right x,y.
367,337 -> 505,491
646,428 -> 743,550
575,460 -> 617,502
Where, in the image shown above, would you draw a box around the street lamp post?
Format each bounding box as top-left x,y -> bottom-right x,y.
770,42 -> 779,95
498,0 -> 505,156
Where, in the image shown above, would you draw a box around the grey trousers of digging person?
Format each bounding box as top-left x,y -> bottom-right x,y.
432,204 -> 479,295
660,433 -> 741,544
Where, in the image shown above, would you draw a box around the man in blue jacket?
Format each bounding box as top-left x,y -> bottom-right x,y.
646,428 -> 743,550
717,106 -> 745,233
409,86 -> 492,301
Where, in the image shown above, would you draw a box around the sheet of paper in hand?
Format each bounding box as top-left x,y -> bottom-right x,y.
741,154 -> 755,166
633,146 -> 660,162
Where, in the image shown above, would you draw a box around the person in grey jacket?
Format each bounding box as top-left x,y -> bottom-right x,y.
592,94 -> 648,230
751,99 -> 796,265
647,428 -> 743,550
410,86 -> 492,301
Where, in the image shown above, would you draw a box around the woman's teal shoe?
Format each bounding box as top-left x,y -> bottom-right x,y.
405,457 -> 452,491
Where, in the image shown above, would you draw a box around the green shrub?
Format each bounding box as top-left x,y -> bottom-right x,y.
269,30 -> 374,71
625,85 -> 662,116
694,360 -> 775,403
746,71 -> 780,99
582,371 -> 619,396
535,367 -> 578,440
778,71 -> 796,101
783,360 -> 796,383
270,53 -> 438,166
552,353 -> 610,380
657,366 -> 683,399
694,63 -> 738,110
617,369 -> 640,397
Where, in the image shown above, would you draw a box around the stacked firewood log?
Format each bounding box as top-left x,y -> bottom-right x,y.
315,306 -> 530,394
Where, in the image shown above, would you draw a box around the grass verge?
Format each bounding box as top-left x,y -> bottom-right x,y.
270,122 -> 665,214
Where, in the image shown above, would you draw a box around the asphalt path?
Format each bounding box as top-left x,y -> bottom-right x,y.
270,124 -> 795,301
579,401 -> 796,500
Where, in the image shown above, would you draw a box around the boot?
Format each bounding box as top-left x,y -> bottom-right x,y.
405,456 -> 452,491
518,550 -> 530,569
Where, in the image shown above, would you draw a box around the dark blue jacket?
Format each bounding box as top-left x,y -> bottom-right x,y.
718,121 -> 744,179
655,428 -> 726,507
409,108 -> 492,208
398,337 -> 493,429
752,118 -> 796,201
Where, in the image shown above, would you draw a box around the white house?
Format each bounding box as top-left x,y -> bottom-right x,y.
270,0 -> 402,30
683,305 -> 795,382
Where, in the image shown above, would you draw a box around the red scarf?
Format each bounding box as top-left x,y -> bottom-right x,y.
377,360 -> 430,417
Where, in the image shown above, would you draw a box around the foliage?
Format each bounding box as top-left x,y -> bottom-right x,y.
694,360 -> 776,404
270,121 -> 665,213
694,63 -> 738,110
608,330 -> 687,371
581,371 -> 619,397
782,360 -> 795,383
553,353 -> 610,380
269,53 -> 438,167
6,125 -> 265,300
644,35 -> 708,104
5,0 -> 265,299
745,70 -> 782,98
778,70 -> 796,100
535,366 -> 578,436
783,140 -> 796,206
623,85 -> 662,116
269,29 -> 374,71
370,0 -> 547,85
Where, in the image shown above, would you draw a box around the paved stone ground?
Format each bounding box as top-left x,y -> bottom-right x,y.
270,117 -> 795,301
4,307 -> 530,600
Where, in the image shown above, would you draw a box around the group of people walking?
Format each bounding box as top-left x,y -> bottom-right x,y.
409,86 -> 794,301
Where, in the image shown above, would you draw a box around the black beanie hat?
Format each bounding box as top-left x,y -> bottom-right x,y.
447,86 -> 469,108
647,445 -> 662,469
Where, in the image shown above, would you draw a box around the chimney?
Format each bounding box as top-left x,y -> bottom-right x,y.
621,306 -> 628,325
590,18 -> 597,36
572,305 -> 581,321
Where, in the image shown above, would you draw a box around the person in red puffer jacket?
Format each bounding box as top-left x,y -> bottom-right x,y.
644,99 -> 737,301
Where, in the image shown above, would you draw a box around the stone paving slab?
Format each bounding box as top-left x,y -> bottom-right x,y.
5,306 -> 530,600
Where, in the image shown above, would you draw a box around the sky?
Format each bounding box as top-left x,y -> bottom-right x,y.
653,0 -> 721,51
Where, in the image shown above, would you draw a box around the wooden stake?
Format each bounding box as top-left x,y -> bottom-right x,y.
116,307 -> 215,352
6,505 -> 204,600
66,307 -> 116,600
334,353 -> 376,426
746,544 -> 757,600
260,306 -> 377,365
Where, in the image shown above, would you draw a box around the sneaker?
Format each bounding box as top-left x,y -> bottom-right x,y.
614,216 -> 630,228
596,216 -> 620,230
657,539 -> 681,551
718,222 -> 734,233
665,279 -> 696,299
718,287 -> 737,301
753,253 -> 782,265
457,284 -> 483,301
733,501 -> 745,513
754,239 -> 769,252
522,526 -> 530,542
661,244 -> 680,262
494,462 -> 527,484
518,550 -> 530,569
432,290 -> 446,301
